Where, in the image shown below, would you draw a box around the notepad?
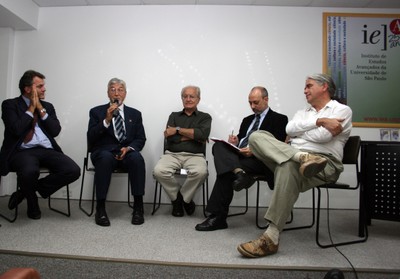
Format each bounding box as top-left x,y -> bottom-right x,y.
210,137 -> 240,151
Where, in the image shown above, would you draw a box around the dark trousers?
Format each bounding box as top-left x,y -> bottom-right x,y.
206,142 -> 273,217
9,147 -> 81,199
91,148 -> 145,201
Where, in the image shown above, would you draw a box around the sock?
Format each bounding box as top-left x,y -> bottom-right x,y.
233,168 -> 243,174
133,195 -> 143,208
292,152 -> 308,163
96,199 -> 106,210
264,223 -> 280,245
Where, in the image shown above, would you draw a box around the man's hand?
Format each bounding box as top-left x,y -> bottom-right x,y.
115,147 -> 129,160
27,84 -> 40,113
317,118 -> 344,136
228,134 -> 239,145
105,102 -> 119,125
164,126 -> 177,138
239,147 -> 253,157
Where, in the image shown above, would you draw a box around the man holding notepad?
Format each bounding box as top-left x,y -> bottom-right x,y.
195,86 -> 288,231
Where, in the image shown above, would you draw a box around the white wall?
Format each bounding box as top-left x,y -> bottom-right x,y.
2,5 -> 398,209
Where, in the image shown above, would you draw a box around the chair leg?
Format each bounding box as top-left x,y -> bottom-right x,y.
227,188 -> 248,218
284,188 -> 316,231
0,185 -> 20,223
79,169 -> 95,217
202,177 -> 209,218
315,187 -> 368,248
256,185 -> 316,231
127,177 -> 133,209
151,181 -> 162,215
48,184 -> 71,217
0,203 -> 18,223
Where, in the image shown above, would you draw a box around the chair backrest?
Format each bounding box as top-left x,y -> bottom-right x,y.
342,136 -> 361,165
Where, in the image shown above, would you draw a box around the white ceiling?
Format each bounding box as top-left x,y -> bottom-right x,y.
29,0 -> 400,9
1,0 -> 399,30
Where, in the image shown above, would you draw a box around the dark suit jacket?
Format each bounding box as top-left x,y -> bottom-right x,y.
0,96 -> 63,176
237,108 -> 288,143
87,104 -> 146,153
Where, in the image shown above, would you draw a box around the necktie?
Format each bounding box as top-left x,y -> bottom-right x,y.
114,110 -> 126,142
24,112 -> 38,143
239,114 -> 260,148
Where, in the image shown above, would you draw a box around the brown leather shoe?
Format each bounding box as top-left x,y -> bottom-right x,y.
237,234 -> 278,258
299,153 -> 328,178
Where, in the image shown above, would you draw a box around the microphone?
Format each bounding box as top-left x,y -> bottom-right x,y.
112,99 -> 119,117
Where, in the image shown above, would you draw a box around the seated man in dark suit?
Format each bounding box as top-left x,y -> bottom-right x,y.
0,70 -> 81,220
195,86 -> 288,231
87,77 -> 146,227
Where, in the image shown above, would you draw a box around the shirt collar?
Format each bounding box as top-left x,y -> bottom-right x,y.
258,107 -> 269,118
180,108 -> 198,116
21,95 -> 30,106
306,99 -> 334,112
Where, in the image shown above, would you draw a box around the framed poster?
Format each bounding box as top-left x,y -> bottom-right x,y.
323,13 -> 400,128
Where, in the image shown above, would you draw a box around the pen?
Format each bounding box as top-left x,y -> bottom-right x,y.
231,130 -> 234,136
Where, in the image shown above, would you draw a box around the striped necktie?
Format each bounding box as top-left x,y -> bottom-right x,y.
239,114 -> 260,148
114,110 -> 126,142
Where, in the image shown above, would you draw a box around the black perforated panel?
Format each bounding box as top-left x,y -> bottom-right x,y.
364,142 -> 400,222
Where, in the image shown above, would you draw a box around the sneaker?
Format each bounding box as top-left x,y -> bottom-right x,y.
299,153 -> 328,178
237,234 -> 278,258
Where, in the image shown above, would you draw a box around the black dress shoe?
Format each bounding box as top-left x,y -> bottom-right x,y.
8,190 -> 25,210
95,208 -> 110,226
195,215 -> 228,231
232,171 -> 255,192
132,207 -> 144,225
323,269 -> 344,279
27,210 -> 41,220
26,195 -> 41,220
183,200 -> 196,216
171,194 -> 184,217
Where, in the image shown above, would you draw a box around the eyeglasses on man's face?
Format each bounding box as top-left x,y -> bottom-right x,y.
109,87 -> 126,94
181,94 -> 198,100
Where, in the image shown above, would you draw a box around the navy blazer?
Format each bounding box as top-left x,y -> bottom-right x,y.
0,96 -> 63,176
237,108 -> 288,143
87,103 -> 146,153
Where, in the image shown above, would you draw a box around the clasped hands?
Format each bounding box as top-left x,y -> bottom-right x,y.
27,84 -> 45,116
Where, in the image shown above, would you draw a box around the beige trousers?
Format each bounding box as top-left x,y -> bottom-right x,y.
249,131 -> 343,231
153,151 -> 207,203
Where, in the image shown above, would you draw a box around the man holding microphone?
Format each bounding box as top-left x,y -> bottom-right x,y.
87,78 -> 146,227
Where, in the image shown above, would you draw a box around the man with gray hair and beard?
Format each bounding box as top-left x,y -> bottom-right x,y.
237,73 -> 352,258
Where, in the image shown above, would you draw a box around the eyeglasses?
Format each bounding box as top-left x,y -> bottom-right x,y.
109,87 -> 126,94
181,95 -> 198,100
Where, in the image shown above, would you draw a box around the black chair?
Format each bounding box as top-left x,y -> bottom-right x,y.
152,142 -> 209,218
227,188 -> 249,217
315,135 -> 368,248
0,168 -> 71,223
252,175 -> 315,231
78,146 -> 133,217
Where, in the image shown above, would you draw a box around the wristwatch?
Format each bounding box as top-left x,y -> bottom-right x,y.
40,108 -> 47,114
176,127 -> 181,133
